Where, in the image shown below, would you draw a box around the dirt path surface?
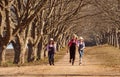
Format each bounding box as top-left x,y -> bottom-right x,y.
0,45 -> 120,77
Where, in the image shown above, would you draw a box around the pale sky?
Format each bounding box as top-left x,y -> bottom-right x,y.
7,44 -> 13,49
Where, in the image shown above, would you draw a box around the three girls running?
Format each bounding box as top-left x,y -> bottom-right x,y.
47,36 -> 85,66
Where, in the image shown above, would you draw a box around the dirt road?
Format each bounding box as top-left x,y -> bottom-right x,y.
0,45 -> 120,77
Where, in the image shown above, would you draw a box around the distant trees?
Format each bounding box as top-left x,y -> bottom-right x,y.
92,0 -> 120,47
70,0 -> 120,47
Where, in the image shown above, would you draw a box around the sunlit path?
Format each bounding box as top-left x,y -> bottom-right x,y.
0,45 -> 120,77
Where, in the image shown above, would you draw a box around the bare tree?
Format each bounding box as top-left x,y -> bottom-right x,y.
0,0 -> 47,65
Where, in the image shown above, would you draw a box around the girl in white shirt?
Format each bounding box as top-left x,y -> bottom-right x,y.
78,37 -> 85,65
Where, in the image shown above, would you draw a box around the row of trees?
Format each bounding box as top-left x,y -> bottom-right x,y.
91,0 -> 120,48
0,0 -> 97,65
75,0 -> 120,48
0,0 -> 120,65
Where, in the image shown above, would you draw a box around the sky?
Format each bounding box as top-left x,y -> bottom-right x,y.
7,44 -> 13,49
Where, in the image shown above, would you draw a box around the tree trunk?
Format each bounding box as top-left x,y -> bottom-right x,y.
37,43 -> 41,60
110,33 -> 112,45
19,45 -> 27,64
12,41 -> 21,64
95,36 -> 100,46
0,46 -> 6,65
117,32 -> 120,49
32,36 -> 42,61
112,33 -> 114,46
115,30 -> 119,48
19,37 -> 28,64
33,46 -> 37,61
107,32 -> 110,45
61,34 -> 66,48
113,31 -> 116,47
27,41 -> 33,62
37,41 -> 42,60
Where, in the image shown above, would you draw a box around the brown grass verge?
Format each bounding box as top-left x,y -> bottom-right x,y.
1,47 -> 67,67
85,44 -> 120,68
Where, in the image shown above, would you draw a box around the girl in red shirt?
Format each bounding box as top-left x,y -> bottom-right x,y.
68,35 -> 78,65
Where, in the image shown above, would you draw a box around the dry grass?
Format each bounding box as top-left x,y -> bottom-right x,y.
2,47 -> 67,67
85,45 -> 120,68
